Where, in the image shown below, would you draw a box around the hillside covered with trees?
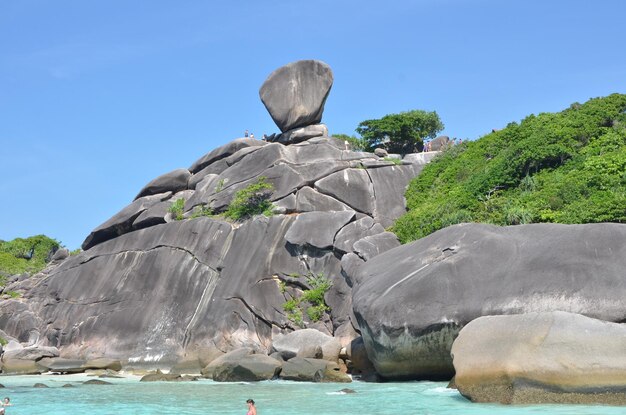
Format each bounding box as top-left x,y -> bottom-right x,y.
392,93 -> 626,243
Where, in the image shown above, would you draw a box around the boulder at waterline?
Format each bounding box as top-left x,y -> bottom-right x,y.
279,357 -> 351,382
1,358 -> 45,375
260,60 -> 333,132
203,348 -> 282,382
452,311 -> 626,405
352,222 -> 626,380
271,329 -> 342,362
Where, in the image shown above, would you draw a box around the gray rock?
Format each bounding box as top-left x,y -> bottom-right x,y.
271,329 -> 341,362
274,124 -> 328,144
315,169 -> 374,215
285,211 -> 355,249
452,311 -> 626,405
402,152 -> 439,165
273,193 -> 297,214
368,165 -> 422,227
84,379 -> 113,385
340,253 -> 365,287
1,358 -> 46,374
201,348 -> 281,382
295,187 -> 351,213
82,192 -> 172,250
279,357 -> 350,382
83,358 -> 122,372
260,60 -> 333,132
134,168 -> 191,200
353,232 -> 400,261
347,336 -> 377,379
33,383 -> 49,388
189,146 -> 262,187
188,138 -> 266,174
374,148 -> 388,157
352,223 -> 626,380
51,248 -> 69,262
39,357 -> 87,373
2,345 -> 59,361
334,217 -> 385,254
429,135 -> 450,151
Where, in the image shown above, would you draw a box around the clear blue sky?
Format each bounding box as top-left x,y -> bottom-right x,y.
1,0 -> 625,249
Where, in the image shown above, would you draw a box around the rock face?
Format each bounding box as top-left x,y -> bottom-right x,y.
260,60 -> 333,133
351,222 -> 626,380
452,311 -> 626,405
0,136 -> 433,367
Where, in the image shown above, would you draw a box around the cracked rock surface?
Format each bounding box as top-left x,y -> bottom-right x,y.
351,222 -> 626,380
0,137 -> 436,365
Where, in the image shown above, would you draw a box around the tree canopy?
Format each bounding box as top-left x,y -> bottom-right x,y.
355,110 -> 444,154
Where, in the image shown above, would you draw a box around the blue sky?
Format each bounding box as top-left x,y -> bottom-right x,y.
1,0 -> 625,249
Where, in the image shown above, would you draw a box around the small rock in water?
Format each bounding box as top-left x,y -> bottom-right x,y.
33,383 -> 49,388
62,384 -> 75,388
83,379 -> 112,385
339,388 -> 357,394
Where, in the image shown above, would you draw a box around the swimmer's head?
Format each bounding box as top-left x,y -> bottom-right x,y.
246,399 -> 255,405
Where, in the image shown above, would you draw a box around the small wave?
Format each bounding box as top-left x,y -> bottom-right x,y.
425,386 -> 459,395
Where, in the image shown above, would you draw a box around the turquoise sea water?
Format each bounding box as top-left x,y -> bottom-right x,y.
0,374 -> 624,415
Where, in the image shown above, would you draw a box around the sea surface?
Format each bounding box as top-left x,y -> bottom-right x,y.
0,374 -> 624,415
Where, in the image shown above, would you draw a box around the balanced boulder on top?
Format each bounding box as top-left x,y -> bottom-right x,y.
260,60 -> 333,134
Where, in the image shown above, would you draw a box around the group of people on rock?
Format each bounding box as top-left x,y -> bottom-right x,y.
244,130 -> 268,141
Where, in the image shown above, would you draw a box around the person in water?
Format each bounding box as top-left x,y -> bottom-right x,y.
0,397 -> 11,414
246,398 -> 257,415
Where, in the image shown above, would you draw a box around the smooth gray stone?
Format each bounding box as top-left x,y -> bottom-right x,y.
352,223 -> 626,380
82,192 -> 172,250
134,190 -> 195,229
430,135 -> 450,151
260,60 -> 333,132
211,353 -> 282,382
271,329 -> 341,362
274,124 -> 328,145
374,148 -> 388,157
188,138 -> 266,173
285,211 -> 355,249
340,253 -> 365,288
453,311 -> 626,405
25,219 -> 233,362
402,152 -> 439,165
314,169 -> 374,215
188,146 -> 261,188
334,217 -> 385,254
2,345 -> 59,361
353,232 -> 400,261
39,357 -> 87,373
1,359 -> 46,375
295,186 -> 351,213
273,193 -> 297,214
51,248 -> 69,261
0,300 -> 42,344
201,347 -> 254,378
134,168 -> 191,200
279,357 -> 350,382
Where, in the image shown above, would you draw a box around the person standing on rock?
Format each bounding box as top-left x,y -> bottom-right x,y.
246,399 -> 257,415
244,129 -> 249,137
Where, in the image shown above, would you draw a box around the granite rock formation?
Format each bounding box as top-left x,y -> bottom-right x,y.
452,311 -> 626,405
0,136 -> 436,369
351,222 -> 626,380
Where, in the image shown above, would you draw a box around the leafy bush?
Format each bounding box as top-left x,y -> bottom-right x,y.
0,235 -> 60,276
168,198 -> 185,220
393,94 -> 626,243
189,205 -> 213,219
223,177 -> 274,221
281,272 -> 332,327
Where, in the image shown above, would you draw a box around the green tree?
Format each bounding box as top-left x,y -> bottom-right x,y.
332,134 -> 368,151
356,110 -> 444,154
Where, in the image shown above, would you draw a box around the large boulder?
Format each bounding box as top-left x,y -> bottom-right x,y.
134,168 -> 191,200
271,329 -> 342,362
202,348 -> 281,382
452,311 -> 626,405
352,223 -> 626,380
2,345 -> 59,361
285,211 -> 355,250
1,358 -> 46,374
260,60 -> 333,132
279,357 -> 350,382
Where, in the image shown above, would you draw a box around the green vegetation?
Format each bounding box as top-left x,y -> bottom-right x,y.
0,336 -> 7,346
0,235 -> 60,276
215,178 -> 226,193
392,94 -> 626,243
383,157 -> 403,165
189,205 -> 213,219
281,272 -> 332,327
223,177 -> 274,221
168,198 -> 186,220
356,109 -> 444,154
